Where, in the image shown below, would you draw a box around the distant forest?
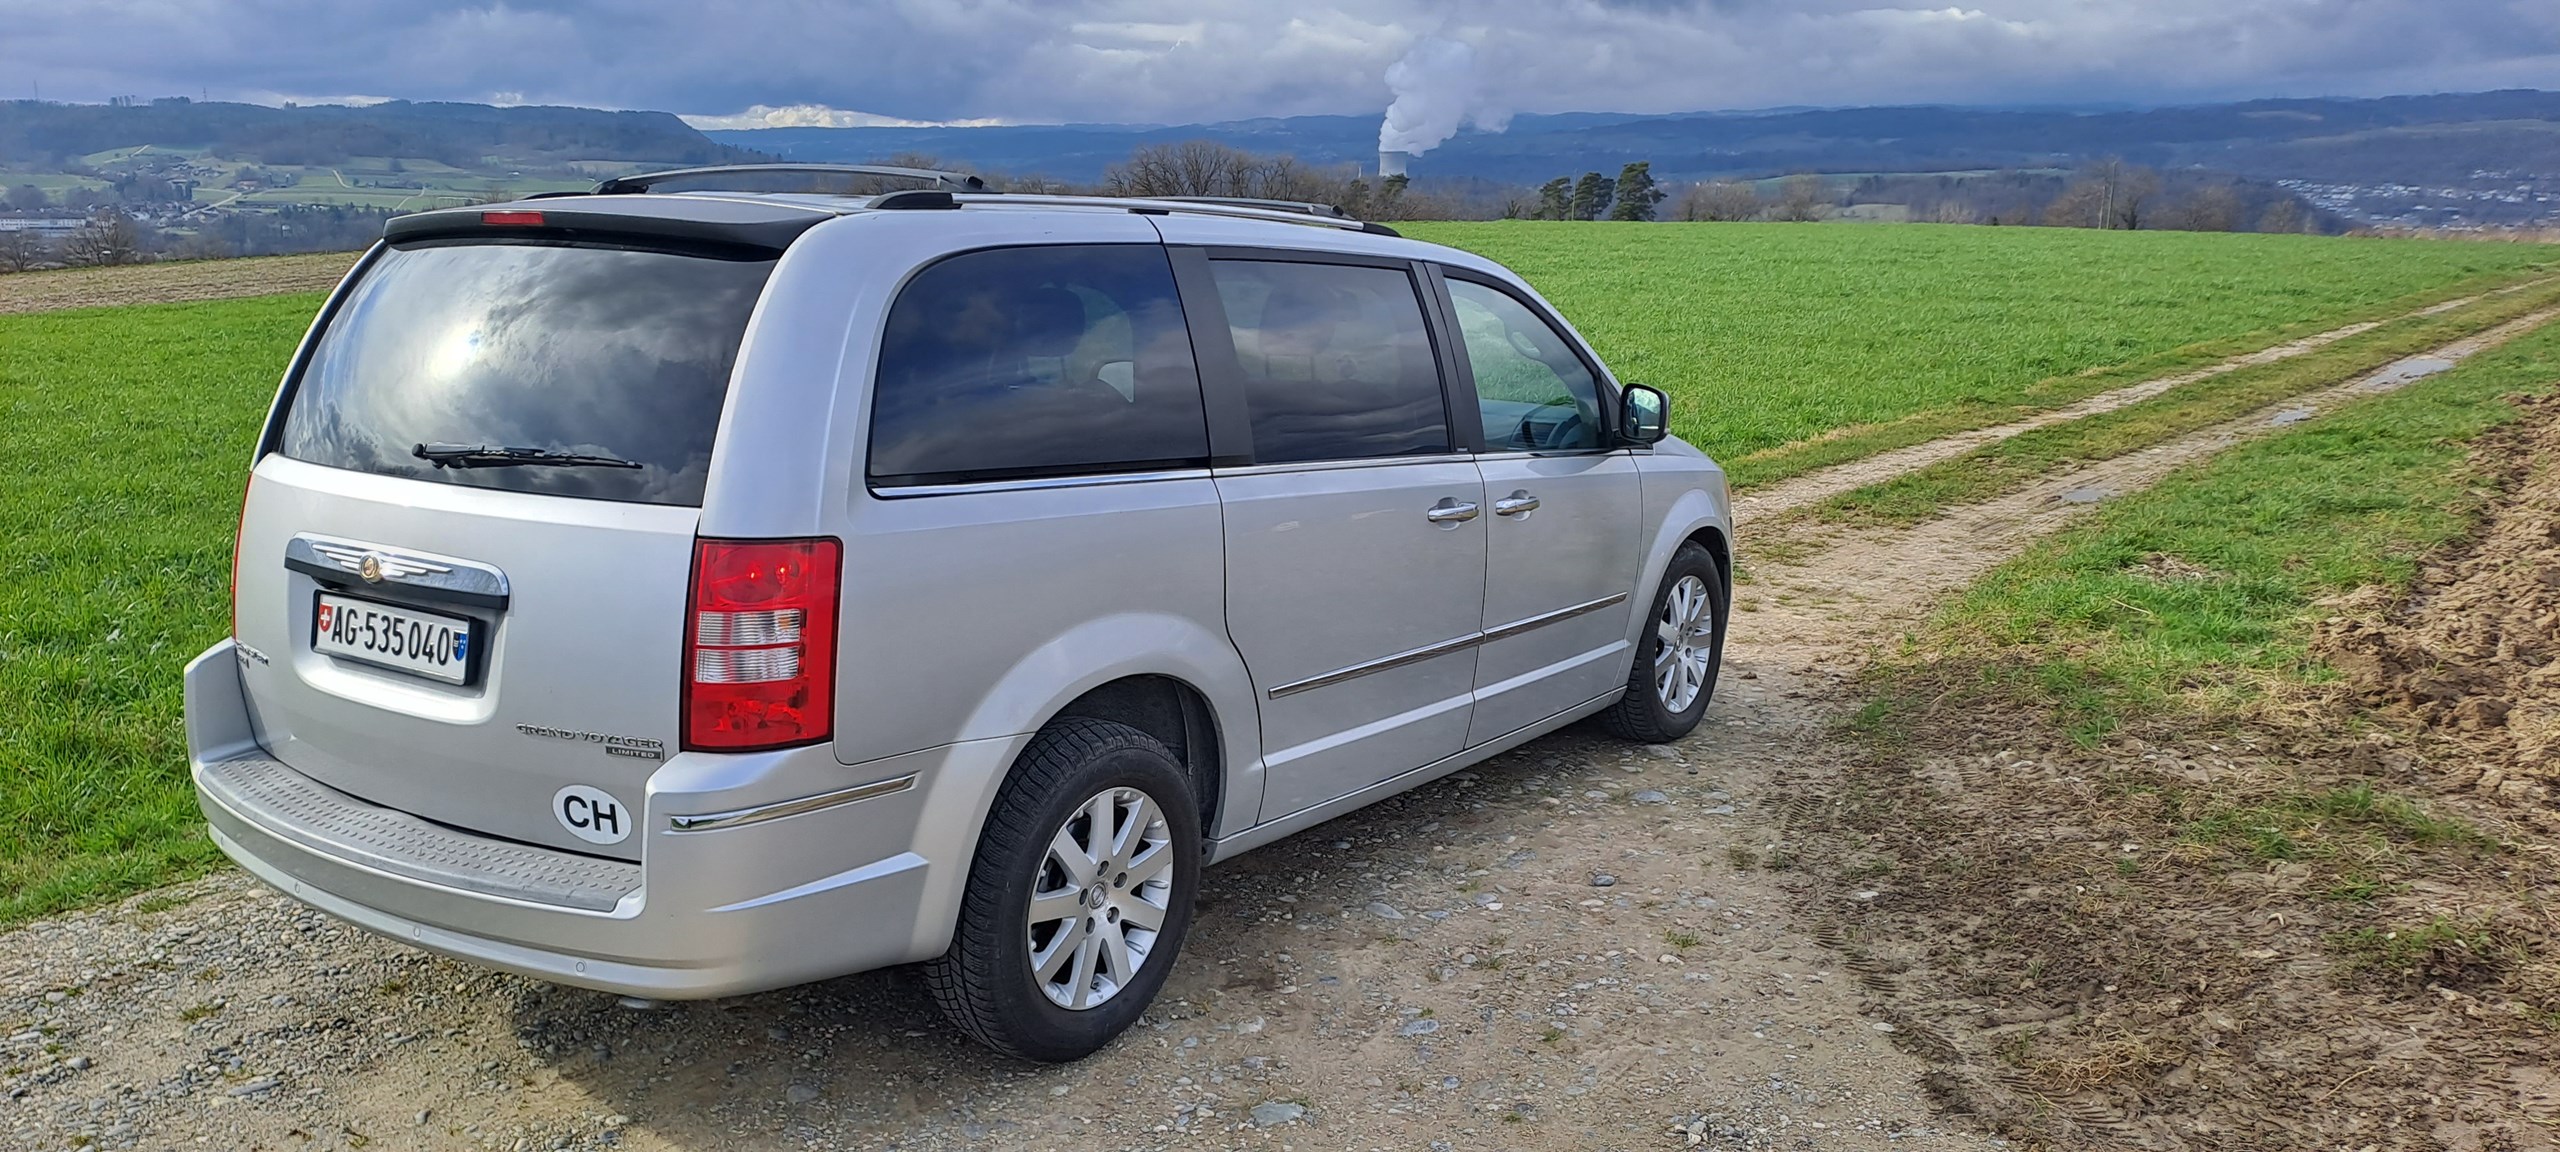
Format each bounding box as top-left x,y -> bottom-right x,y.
4,88 -> 2553,272
0,98 -> 754,169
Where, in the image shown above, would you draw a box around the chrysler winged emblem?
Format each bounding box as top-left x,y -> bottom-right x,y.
308,540 -> 453,585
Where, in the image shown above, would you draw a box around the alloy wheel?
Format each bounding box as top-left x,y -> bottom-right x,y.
1653,574 -> 1716,714
1024,786 -> 1176,1010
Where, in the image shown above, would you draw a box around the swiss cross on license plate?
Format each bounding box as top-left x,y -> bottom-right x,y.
312,592 -> 473,685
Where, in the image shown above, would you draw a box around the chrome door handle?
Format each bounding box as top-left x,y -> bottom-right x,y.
1493,492 -> 1541,517
1426,498 -> 1480,524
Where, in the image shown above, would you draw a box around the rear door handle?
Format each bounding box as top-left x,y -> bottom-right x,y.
1493,492 -> 1541,517
1426,498 -> 1480,524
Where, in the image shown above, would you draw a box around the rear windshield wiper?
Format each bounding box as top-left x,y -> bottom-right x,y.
413,443 -> 644,470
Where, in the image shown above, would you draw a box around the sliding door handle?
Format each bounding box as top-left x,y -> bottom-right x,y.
1426,498 -> 1480,524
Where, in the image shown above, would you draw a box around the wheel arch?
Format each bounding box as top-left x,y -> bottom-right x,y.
951,611 -> 1263,841
1623,491 -> 1734,658
1050,674 -> 1226,840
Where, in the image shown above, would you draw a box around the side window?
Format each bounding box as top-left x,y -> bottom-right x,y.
1206,258 -> 1450,464
1447,278 -> 1605,452
868,245 -> 1207,485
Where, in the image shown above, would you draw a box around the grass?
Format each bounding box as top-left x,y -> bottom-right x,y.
2,224 -> 2555,926
1880,316 -> 2560,741
0,293 -> 324,924
1404,222 -> 2554,487
2180,783 -> 2498,863
1815,278 -> 2560,525
2327,916 -> 2519,989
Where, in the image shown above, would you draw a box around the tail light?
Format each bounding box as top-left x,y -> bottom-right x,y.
683,537 -> 842,751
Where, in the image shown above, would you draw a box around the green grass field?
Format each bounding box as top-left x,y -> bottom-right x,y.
0,294 -> 324,922
1867,319 -> 2560,741
3,222 -> 2557,925
1405,222 -> 2554,486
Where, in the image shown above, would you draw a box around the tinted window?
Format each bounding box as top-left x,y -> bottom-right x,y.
279,242 -> 773,506
1208,259 -> 1449,464
868,245 -> 1207,485
1448,278 -> 1605,451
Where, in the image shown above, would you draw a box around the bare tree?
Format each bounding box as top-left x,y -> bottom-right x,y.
1101,141 -> 1356,208
1928,200 -> 1979,225
2042,180 -> 2109,228
1771,175 -> 1827,222
0,228 -> 49,273
62,210 -> 141,266
2110,166 -> 2162,230
2165,184 -> 2243,232
166,229 -> 234,262
1104,141 -> 1251,197
1678,181 -> 1760,222
2257,198 -> 2307,234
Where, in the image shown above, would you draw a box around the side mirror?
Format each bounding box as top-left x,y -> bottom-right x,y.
1620,383 -> 1669,445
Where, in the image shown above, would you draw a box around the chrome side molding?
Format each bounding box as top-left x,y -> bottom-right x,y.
666,774 -> 919,832
1265,592 -> 1629,699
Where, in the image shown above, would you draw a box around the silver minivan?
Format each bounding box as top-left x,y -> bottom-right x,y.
185,165 -> 1733,1061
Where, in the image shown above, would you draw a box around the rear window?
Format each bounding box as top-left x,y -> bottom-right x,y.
278,242 -> 775,506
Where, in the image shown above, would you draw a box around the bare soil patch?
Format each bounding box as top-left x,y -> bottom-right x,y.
0,252 -> 360,315
2322,393 -> 2560,813
1749,383 -> 2560,1149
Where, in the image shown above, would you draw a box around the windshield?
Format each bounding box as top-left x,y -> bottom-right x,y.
278,241 -> 776,506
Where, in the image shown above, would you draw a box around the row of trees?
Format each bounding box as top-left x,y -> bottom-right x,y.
0,203 -> 403,273
1094,141 -> 1443,220
1521,163 -> 1667,221
0,212 -> 143,271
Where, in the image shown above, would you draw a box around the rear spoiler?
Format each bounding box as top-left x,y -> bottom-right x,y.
384,196 -> 837,254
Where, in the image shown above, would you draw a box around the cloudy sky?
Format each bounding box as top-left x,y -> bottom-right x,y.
5,1 -> 2556,125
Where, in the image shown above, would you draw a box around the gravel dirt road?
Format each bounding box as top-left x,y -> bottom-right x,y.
6,297 -> 2553,1152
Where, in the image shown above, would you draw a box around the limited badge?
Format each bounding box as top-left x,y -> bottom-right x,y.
552,784 -> 631,845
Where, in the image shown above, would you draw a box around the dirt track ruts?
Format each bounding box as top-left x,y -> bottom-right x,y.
3,295 -> 2556,1152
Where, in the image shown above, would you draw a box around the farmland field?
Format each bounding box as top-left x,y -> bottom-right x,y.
0,294 -> 324,922
1406,221 -> 2554,484
1,223 -> 2555,925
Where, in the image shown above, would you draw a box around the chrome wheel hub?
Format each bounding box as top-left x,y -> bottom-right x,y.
1653,574 -> 1716,714
1026,786 -> 1175,1010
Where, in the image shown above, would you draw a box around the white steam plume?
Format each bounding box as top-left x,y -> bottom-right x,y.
1378,37 -> 1508,157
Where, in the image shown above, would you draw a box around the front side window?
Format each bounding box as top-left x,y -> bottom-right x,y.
1207,259 -> 1450,464
1448,278 -> 1606,452
868,244 -> 1207,486
279,242 -> 775,506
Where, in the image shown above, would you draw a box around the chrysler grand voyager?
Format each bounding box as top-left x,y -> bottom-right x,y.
185,166 -> 1734,1061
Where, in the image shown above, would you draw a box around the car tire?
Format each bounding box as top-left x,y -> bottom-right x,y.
1601,542 -> 1726,744
924,717 -> 1201,1062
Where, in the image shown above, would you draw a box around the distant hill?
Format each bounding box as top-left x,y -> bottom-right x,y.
709,90 -> 2560,190
0,98 -> 752,169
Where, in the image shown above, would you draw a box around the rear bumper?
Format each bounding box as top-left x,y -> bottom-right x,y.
184,640 -> 1013,999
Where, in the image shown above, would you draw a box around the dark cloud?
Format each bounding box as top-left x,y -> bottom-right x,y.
2,1 -> 2553,121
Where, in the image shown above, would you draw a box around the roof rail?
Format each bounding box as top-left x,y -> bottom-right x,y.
953,193 -> 1399,236
595,163 -> 988,196
1153,197 -> 1352,219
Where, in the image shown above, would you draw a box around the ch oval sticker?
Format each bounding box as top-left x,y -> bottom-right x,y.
553,784 -> 631,845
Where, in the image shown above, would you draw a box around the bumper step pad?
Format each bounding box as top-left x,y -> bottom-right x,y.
199,755 -> 641,912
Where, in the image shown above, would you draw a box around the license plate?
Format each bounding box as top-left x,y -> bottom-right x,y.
312,593 -> 474,685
